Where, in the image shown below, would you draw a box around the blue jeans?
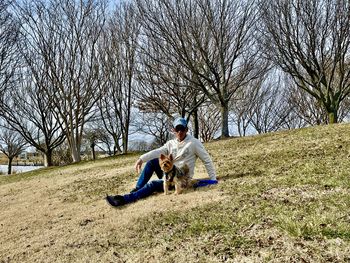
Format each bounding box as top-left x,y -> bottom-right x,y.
135,158 -> 163,189
123,158 -> 218,204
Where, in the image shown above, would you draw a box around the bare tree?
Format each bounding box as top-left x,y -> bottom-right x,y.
137,0 -> 268,138
287,82 -> 328,126
51,141 -> 72,166
136,112 -> 172,147
98,1 -> 140,154
248,76 -> 291,134
279,108 -> 308,131
14,0 -> 107,163
198,103 -> 221,142
229,94 -> 252,136
0,1 -> 64,167
0,1 -> 19,99
136,38 -> 206,138
230,88 -> 254,137
286,75 -> 350,126
259,0 -> 350,124
0,68 -> 66,167
0,126 -> 27,174
90,123 -> 114,156
83,127 -> 109,160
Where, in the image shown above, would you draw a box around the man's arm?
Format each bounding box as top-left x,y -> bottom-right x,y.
134,159 -> 143,173
133,143 -> 169,173
194,140 -> 217,180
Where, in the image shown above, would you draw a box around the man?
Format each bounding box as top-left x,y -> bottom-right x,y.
106,117 -> 217,207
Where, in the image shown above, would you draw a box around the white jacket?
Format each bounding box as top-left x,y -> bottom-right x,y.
140,134 -> 216,180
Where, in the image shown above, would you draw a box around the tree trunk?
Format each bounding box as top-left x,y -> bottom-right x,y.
7,157 -> 13,175
71,140 -> 81,163
328,111 -> 338,124
122,134 -> 128,154
221,103 -> 230,138
112,135 -> 122,155
91,143 -> 96,160
44,149 -> 53,167
193,109 -> 199,139
113,145 -> 118,155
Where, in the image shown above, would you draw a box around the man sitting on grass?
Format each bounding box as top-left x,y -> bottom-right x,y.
106,117 -> 217,207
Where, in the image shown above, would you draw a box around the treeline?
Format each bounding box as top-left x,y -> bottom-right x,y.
0,0 -> 349,169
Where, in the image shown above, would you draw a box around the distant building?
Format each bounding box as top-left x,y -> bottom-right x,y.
0,151 -> 44,166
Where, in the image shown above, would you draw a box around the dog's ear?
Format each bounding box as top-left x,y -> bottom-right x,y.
169,154 -> 173,161
160,154 -> 166,160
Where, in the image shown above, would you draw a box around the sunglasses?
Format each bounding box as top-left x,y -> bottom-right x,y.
174,126 -> 186,132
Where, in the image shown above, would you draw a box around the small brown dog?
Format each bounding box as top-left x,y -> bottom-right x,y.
159,153 -> 191,195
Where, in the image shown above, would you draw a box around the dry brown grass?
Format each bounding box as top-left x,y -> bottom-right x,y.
1,124 -> 350,262
0,155 -> 224,263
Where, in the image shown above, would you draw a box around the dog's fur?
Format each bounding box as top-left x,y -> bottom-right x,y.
159,153 -> 191,195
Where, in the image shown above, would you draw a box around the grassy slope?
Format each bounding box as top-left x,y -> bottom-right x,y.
1,124 -> 350,262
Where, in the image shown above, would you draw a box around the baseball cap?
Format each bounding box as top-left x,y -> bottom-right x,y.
173,117 -> 187,128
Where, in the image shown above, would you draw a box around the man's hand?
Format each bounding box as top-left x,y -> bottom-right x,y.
134,158 -> 143,173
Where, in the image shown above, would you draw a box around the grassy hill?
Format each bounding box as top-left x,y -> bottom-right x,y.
1,123 -> 350,262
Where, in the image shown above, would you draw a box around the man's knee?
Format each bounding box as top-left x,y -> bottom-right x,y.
143,158 -> 157,170
147,180 -> 164,192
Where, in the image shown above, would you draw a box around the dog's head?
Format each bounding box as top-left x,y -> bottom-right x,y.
159,154 -> 174,173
